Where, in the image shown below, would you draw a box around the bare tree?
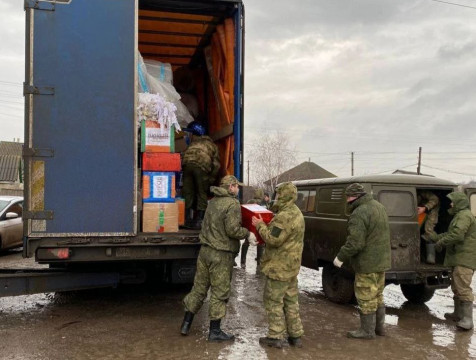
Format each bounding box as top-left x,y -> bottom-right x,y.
248,131 -> 297,194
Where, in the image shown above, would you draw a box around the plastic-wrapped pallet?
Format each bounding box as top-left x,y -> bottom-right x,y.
144,59 -> 173,85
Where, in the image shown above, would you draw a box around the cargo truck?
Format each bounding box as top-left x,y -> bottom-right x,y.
18,0 -> 245,288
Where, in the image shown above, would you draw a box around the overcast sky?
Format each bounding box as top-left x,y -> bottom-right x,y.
1,0 -> 476,183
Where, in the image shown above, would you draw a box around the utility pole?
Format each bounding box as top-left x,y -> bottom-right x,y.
417,147 -> 422,175
351,152 -> 354,176
247,160 -> 250,186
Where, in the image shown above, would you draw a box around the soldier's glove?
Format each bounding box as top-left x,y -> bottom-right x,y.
435,241 -> 444,252
247,232 -> 258,246
333,257 -> 343,268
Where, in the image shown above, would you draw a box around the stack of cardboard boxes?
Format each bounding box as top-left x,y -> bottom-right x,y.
141,123 -> 185,232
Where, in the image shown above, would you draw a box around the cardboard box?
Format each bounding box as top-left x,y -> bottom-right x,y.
176,198 -> 185,226
142,202 -> 179,233
142,153 -> 181,172
241,204 -> 274,245
142,172 -> 176,203
141,120 -> 175,153
174,136 -> 188,153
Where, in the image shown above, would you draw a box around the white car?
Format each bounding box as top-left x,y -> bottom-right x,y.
0,196 -> 23,250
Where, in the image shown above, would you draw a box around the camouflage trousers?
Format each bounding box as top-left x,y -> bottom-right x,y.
182,164 -> 210,211
263,276 -> 304,339
183,245 -> 234,320
355,272 -> 385,314
421,208 -> 439,241
451,266 -> 475,302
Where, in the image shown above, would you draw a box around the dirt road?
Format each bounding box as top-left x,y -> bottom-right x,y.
0,248 -> 474,359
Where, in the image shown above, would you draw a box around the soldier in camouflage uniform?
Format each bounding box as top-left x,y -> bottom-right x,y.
334,183 -> 391,340
241,188 -> 267,268
180,175 -> 258,341
430,192 -> 476,331
182,121 -> 221,230
417,190 -> 440,264
251,182 -> 305,349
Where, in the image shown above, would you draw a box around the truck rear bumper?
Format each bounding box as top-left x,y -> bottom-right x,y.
29,234 -> 201,264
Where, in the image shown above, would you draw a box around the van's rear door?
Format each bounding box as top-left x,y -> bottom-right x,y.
24,0 -> 137,237
465,188 -> 476,217
373,186 -> 420,271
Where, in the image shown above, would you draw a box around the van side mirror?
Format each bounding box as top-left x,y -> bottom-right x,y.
6,212 -> 19,219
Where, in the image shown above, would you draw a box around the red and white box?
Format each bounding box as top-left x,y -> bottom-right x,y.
241,204 -> 274,245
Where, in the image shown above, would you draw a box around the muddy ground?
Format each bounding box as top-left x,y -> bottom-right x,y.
0,247 -> 475,360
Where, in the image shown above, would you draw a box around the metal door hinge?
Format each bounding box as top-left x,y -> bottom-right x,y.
24,84 -> 55,96
24,0 -> 55,11
24,0 -> 72,11
24,210 -> 54,220
23,148 -> 54,158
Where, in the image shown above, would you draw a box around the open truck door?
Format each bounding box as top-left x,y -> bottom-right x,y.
23,0 -> 137,242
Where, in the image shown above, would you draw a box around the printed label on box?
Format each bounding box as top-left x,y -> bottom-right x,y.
242,204 -> 268,212
152,175 -> 170,199
146,127 -> 171,147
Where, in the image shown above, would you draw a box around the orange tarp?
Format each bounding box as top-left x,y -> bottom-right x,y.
205,18 -> 235,175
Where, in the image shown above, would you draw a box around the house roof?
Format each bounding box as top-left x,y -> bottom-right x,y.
264,161 -> 336,186
0,142 -> 23,182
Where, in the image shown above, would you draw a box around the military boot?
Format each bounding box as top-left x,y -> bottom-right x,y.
375,306 -> 386,336
193,210 -> 205,230
208,319 -> 235,342
184,208 -> 194,229
425,242 -> 436,264
288,336 -> 303,348
456,301 -> 474,331
347,312 -> 376,339
256,245 -> 264,265
445,298 -> 462,322
259,337 -> 285,349
180,311 -> 194,336
240,243 -> 249,268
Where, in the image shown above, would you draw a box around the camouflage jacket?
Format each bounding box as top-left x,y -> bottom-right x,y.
337,193 -> 391,274
183,136 -> 220,179
199,186 -> 250,254
257,183 -> 305,281
417,190 -> 440,212
437,192 -> 476,269
247,188 -> 267,206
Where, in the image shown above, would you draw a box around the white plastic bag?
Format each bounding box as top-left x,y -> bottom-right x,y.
144,59 -> 173,85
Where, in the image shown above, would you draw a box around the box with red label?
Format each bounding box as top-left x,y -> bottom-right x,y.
241,204 -> 274,245
142,153 -> 181,172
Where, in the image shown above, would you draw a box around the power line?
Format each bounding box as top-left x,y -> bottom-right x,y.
428,0 -> 476,10
422,163 -> 476,177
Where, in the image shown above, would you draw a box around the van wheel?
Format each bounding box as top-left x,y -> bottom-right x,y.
400,284 -> 435,304
322,265 -> 354,304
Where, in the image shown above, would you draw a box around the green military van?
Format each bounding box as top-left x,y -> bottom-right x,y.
292,174 -> 475,304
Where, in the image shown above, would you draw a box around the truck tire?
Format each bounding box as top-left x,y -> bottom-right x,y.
322,264 -> 354,304
400,284 -> 435,304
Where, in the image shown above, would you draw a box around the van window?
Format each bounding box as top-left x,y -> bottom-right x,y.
296,190 -> 309,211
470,194 -> 476,217
317,187 -> 344,215
307,190 -> 317,212
378,191 -> 415,217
